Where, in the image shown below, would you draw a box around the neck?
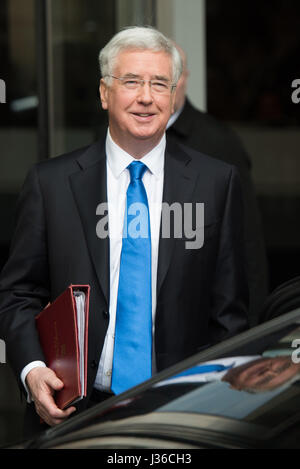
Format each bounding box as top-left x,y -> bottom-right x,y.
109,129 -> 164,159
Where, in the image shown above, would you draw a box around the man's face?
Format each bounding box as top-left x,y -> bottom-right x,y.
100,49 -> 176,156
223,356 -> 300,392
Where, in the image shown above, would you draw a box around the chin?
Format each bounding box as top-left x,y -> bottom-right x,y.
132,127 -> 162,141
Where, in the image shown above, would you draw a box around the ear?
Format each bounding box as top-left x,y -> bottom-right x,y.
170,88 -> 176,114
99,78 -> 109,110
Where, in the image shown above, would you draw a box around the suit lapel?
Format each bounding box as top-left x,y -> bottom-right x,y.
69,140 -> 110,307
157,139 -> 198,295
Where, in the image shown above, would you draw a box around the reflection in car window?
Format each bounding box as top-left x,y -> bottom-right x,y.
151,326 -> 300,430
156,375 -> 299,424
22,318 -> 300,449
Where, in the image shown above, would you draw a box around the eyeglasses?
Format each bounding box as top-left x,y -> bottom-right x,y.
107,75 -> 176,94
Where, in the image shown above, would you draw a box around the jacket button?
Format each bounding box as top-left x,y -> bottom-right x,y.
90,360 -> 97,369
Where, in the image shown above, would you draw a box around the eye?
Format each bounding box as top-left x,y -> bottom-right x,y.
123,79 -> 140,88
151,81 -> 169,92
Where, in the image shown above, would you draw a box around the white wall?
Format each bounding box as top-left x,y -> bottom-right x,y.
156,0 -> 206,111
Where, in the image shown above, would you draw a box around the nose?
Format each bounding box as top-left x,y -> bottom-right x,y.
136,82 -> 153,104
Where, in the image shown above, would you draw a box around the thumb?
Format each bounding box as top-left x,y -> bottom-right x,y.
47,373 -> 64,391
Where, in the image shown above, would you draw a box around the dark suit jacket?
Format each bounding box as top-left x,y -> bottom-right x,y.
0,136 -> 248,432
167,99 -> 269,325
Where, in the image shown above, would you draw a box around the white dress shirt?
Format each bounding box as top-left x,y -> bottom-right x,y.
94,129 -> 165,391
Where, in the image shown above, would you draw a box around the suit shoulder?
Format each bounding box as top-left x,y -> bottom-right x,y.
184,101 -> 242,144
32,139 -> 105,177
168,137 -> 235,175
35,144 -> 90,171
175,100 -> 251,170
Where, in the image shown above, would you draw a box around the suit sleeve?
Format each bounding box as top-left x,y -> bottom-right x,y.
0,164 -> 49,380
209,166 -> 249,343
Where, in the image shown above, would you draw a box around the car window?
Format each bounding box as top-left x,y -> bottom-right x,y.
23,314 -> 300,449
149,324 -> 300,433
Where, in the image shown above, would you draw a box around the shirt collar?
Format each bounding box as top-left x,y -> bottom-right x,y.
106,128 -> 165,179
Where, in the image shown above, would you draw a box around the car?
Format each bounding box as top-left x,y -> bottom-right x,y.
10,306 -> 300,450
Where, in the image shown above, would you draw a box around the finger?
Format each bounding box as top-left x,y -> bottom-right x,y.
36,402 -> 76,426
65,406 -> 77,416
36,393 -> 77,425
44,373 -> 64,392
46,406 -> 77,426
26,367 -> 63,401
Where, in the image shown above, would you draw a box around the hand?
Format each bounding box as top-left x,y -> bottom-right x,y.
26,366 -> 76,426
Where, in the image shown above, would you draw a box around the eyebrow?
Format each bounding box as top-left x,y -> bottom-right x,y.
152,75 -> 169,82
122,73 -> 170,82
122,73 -> 140,78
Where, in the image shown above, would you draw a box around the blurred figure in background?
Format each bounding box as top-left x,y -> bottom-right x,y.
166,44 -> 269,326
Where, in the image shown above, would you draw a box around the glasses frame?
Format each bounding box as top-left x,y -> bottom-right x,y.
107,75 -> 176,94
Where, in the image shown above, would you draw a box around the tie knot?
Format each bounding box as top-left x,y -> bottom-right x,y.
128,161 -> 147,181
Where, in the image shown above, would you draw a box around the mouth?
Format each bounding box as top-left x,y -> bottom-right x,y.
131,112 -> 156,122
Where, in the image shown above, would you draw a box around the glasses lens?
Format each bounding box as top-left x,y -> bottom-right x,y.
123,79 -> 140,89
151,81 -> 170,93
117,77 -> 172,94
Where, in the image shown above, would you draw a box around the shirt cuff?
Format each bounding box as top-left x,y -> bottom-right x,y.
20,361 -> 47,403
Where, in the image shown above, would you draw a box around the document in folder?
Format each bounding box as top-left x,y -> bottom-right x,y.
36,284 -> 90,409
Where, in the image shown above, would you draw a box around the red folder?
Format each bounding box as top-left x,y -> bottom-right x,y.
35,284 -> 90,409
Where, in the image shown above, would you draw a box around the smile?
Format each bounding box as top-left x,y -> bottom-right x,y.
131,112 -> 156,120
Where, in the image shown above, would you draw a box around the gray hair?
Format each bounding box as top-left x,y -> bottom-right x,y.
99,26 -> 182,87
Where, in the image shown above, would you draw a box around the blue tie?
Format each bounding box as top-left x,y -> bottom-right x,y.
111,161 -> 152,394
173,364 -> 232,378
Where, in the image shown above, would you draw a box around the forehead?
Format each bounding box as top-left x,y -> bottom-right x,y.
113,49 -> 173,78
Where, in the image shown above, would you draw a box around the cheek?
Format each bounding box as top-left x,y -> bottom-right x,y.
114,94 -> 136,112
156,97 -> 174,115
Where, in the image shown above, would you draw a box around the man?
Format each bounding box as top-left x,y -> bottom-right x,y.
167,44 -> 269,326
0,27 -> 248,435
